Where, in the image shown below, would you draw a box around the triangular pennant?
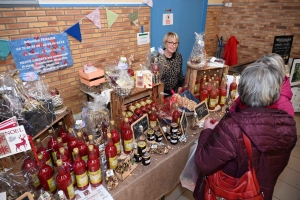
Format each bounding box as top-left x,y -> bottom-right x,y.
143,0 -> 153,7
87,8 -> 101,29
0,39 -> 10,60
106,9 -> 119,28
128,10 -> 139,26
64,22 -> 82,42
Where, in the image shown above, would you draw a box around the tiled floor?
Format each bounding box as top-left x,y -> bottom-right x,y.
165,113 -> 300,200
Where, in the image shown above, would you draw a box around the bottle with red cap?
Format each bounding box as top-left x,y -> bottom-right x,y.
47,129 -> 59,167
76,132 -> 88,163
73,148 -> 89,190
110,120 -> 121,156
105,133 -> 118,169
88,135 -> 100,158
121,118 -> 133,154
57,121 -> 69,147
36,138 -> 53,168
37,154 -> 57,194
87,145 -> 102,187
56,159 -> 75,200
21,155 -> 41,190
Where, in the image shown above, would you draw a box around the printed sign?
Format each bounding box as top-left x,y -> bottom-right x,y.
131,114 -> 149,140
272,35 -> 293,64
0,125 -> 31,159
9,33 -> 73,81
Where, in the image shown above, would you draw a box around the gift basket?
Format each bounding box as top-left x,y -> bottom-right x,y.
188,32 -> 207,68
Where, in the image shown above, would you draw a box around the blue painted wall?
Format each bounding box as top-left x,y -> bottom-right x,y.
150,0 -> 208,75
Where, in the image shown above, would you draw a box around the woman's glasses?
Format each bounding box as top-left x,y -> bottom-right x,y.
167,41 -> 179,46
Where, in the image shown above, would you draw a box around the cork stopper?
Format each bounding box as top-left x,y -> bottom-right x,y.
122,112 -> 126,117
58,121 -> 63,125
38,153 -> 43,160
125,118 -> 129,123
57,137 -> 62,143
36,138 -> 41,143
110,120 -> 115,126
73,148 -> 79,154
88,135 -> 93,141
59,147 -> 65,154
68,128 -> 73,133
88,145 -> 94,152
107,133 -> 112,139
48,129 -> 53,133
56,159 -> 62,166
77,131 -> 82,137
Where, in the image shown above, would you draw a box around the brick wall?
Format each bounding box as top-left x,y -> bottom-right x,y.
0,6 -> 150,114
218,0 -> 300,64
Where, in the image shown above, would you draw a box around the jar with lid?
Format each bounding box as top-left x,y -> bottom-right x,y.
133,149 -> 142,162
170,134 -> 178,145
142,153 -> 151,166
147,129 -> 155,141
137,141 -> 147,155
155,129 -> 163,143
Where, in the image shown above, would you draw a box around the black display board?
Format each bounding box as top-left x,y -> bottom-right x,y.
272,35 -> 294,64
180,111 -> 187,135
131,114 -> 149,140
194,101 -> 209,121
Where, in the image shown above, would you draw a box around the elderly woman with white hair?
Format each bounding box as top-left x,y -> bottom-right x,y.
193,62 -> 297,200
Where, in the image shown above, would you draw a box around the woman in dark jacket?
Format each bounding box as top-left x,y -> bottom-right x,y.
193,62 -> 297,200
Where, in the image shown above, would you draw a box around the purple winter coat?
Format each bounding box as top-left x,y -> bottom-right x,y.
193,107 -> 297,200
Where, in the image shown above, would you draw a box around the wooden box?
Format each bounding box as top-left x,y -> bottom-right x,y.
110,83 -> 164,131
115,163 -> 138,181
79,69 -> 105,86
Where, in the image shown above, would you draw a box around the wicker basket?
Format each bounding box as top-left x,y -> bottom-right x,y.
105,73 -> 134,98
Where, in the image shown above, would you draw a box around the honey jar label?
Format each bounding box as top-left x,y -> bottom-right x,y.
46,158 -> 53,168
51,152 -> 57,165
230,90 -> 236,99
124,139 -> 133,151
70,171 -> 75,185
31,172 -> 40,188
109,156 -> 118,169
220,96 -> 226,104
82,155 -> 88,163
88,169 -> 102,184
76,172 -> 89,188
145,159 -> 150,164
150,121 -> 157,128
209,98 -> 216,108
47,176 -> 57,192
67,184 -> 75,199
115,142 -> 121,154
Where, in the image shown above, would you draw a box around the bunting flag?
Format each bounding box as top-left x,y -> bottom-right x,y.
0,39 -> 10,60
106,9 -> 119,28
143,0 -> 153,7
64,22 -> 82,42
86,8 -> 101,29
128,10 -> 139,26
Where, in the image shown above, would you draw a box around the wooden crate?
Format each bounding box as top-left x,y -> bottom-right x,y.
185,62 -> 229,97
110,83 -> 164,131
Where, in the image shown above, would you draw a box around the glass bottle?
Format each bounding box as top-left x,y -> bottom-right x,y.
87,145 -> 102,187
120,111 -> 127,135
61,154 -> 76,187
57,121 -> 69,147
191,112 -> 198,130
36,138 -> 53,168
229,74 -> 237,100
88,135 -> 100,158
56,159 -> 75,200
194,79 -> 199,94
76,132 -> 89,163
207,79 -> 212,95
149,108 -> 157,129
209,83 -> 218,110
122,118 -> 133,154
110,120 -> 121,156
200,82 -> 208,103
105,133 -> 118,169
219,80 -> 227,107
37,154 -> 57,194
67,128 -> 78,161
47,129 -> 59,167
21,155 -> 41,190
73,148 -> 89,190
172,103 -> 180,124
214,73 -> 220,85
200,75 -> 206,94
215,81 -> 220,106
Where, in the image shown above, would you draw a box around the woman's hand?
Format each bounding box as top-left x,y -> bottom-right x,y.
177,87 -> 183,94
204,117 -> 219,129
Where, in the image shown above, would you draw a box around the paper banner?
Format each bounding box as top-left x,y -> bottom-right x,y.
143,0 -> 153,7
87,8 -> 101,29
106,9 -> 119,28
128,10 -> 139,26
64,22 -> 82,42
0,39 -> 10,60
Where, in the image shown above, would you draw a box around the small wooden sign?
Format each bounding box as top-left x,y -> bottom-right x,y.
194,101 -> 209,121
180,111 -> 188,135
131,114 -> 149,140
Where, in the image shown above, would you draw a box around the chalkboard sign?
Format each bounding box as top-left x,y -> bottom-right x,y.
180,111 -> 187,135
272,35 -> 294,64
194,101 -> 209,121
131,114 -> 149,140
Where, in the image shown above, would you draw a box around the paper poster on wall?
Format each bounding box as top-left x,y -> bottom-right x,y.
163,13 -> 173,26
8,33 -> 73,81
137,32 -> 150,45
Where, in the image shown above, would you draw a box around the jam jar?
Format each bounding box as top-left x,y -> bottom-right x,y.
170,122 -> 179,134
147,129 -> 155,141
170,134 -> 178,145
142,153 -> 151,166
133,150 -> 142,162
137,141 -> 147,155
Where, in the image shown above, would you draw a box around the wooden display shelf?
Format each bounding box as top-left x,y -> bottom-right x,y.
185,62 -> 229,94
110,83 -> 164,131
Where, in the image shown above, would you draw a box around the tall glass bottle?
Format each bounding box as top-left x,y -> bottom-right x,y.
57,146 -> 71,162
149,108 -> 157,129
47,129 -> 59,167
37,154 -> 57,194
207,79 -> 212,95
36,138 -> 53,168
120,111 -> 127,135
61,153 -> 76,187
57,137 -> 71,160
208,83 -> 218,110
121,118 -> 133,154
67,128 -> 78,161
172,103 -> 180,124
57,121 -> 69,147
88,135 -> 100,158
110,120 -> 121,156
73,148 -> 89,190
76,132 -> 89,163
87,145 -> 102,187
200,82 -> 208,103
21,155 -> 41,190
56,159 -> 75,200
105,133 -> 118,169
229,74 -> 237,100
219,80 -> 227,107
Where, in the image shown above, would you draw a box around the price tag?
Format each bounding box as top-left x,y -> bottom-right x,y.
75,120 -> 82,125
210,57 -> 216,63
151,144 -> 157,149
106,169 -> 114,177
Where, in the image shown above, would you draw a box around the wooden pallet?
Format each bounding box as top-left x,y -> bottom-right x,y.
185,62 -> 229,95
110,83 -> 164,131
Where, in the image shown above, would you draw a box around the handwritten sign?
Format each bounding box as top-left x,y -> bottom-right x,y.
180,111 -> 187,135
194,101 -> 209,121
272,35 -> 294,64
131,114 -> 149,140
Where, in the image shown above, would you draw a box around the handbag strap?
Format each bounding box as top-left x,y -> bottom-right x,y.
242,132 -> 253,164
